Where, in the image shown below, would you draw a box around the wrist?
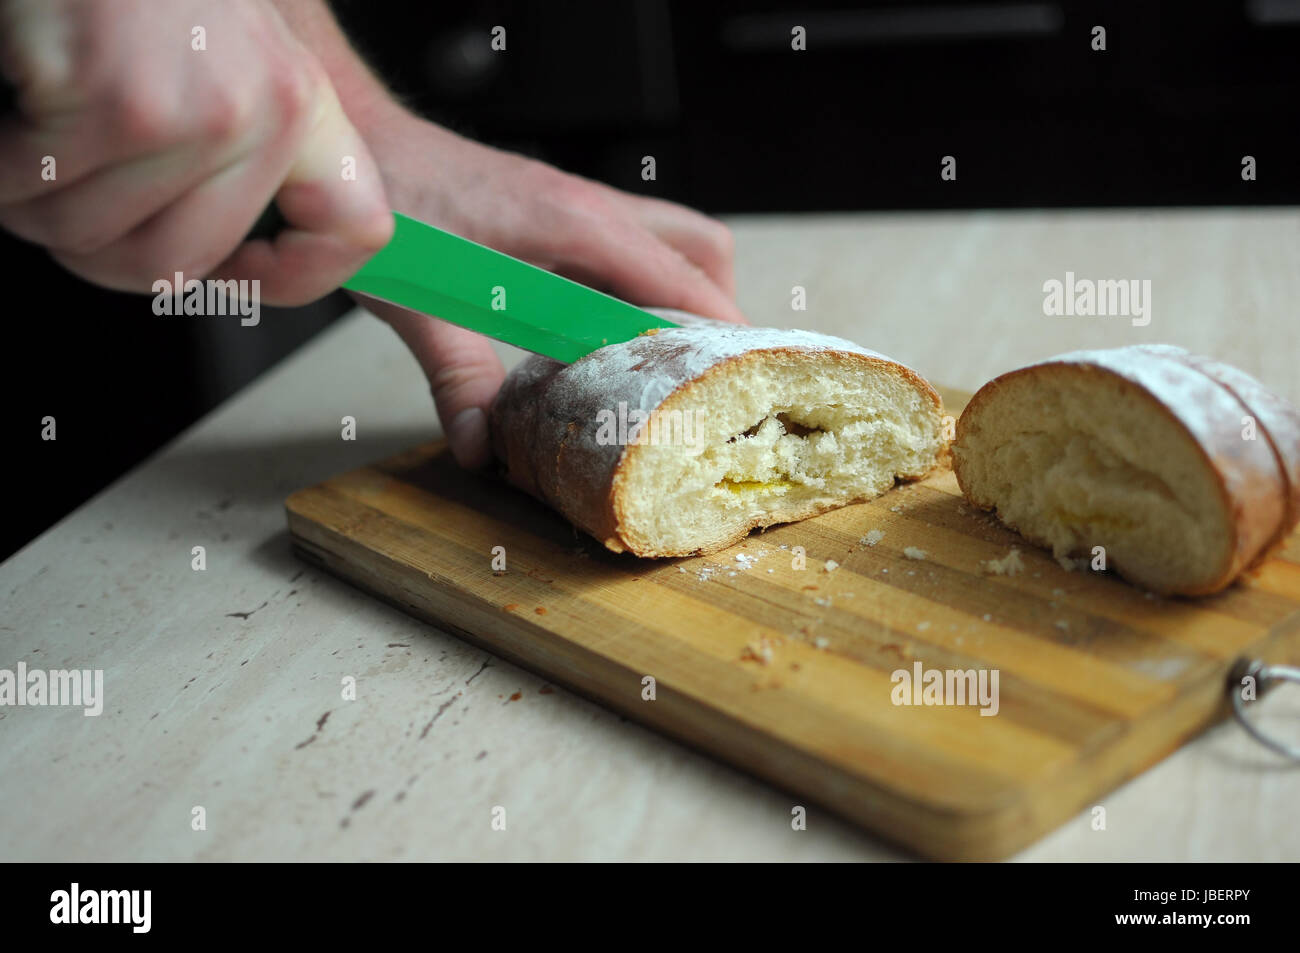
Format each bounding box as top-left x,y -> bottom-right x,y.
268,0 -> 408,138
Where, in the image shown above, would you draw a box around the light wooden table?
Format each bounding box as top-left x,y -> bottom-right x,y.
2,208 -> 1297,861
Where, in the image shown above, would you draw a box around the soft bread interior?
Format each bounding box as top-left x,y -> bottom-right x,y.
615,350 -> 944,555
954,366 -> 1233,593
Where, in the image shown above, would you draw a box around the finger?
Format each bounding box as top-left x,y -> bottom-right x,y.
0,31 -> 194,203
205,81 -> 393,305
598,188 -> 737,298
0,137 -> 237,255
363,298 -> 506,469
0,115 -> 135,204
555,217 -> 749,326
56,78 -> 391,303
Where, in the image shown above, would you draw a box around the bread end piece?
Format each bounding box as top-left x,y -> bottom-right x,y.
953,346 -> 1294,596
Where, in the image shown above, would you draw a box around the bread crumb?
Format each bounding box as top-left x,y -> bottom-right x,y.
824,559 -> 840,572
767,568 -> 775,574
982,547 -> 1024,576
917,621 -> 931,632
740,638 -> 775,665
813,636 -> 831,650
1055,553 -> 1081,572
1054,620 -> 1070,631
890,505 -> 902,513
639,327 -> 662,337
860,529 -> 885,546
814,597 -> 832,607
903,547 -> 928,560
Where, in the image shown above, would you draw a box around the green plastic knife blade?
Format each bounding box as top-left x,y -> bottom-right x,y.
343,212 -> 679,363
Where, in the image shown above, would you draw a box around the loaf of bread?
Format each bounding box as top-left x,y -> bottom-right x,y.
490,312 -> 948,557
952,345 -> 1300,595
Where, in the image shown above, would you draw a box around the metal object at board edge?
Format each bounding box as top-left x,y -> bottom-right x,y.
1229,658 -> 1300,761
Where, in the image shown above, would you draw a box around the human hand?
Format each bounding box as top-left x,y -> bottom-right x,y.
0,0 -> 393,304
356,105 -> 747,468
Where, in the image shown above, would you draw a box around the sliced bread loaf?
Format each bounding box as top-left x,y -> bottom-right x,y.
491,313 -> 948,557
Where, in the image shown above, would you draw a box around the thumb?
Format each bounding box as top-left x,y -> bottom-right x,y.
212,73 -> 393,305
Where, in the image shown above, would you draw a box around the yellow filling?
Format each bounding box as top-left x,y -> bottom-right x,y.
717,479 -> 793,495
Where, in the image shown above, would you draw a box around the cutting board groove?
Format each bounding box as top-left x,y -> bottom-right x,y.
286,392 -> 1300,860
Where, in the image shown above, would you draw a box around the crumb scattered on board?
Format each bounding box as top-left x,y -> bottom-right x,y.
982,546 -> 1024,576
824,559 -> 839,573
1056,553 -> 1086,572
860,530 -> 885,546
903,547 -> 928,560
741,637 -> 778,665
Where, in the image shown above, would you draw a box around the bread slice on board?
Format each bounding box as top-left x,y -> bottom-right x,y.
491,312 -> 948,557
952,345 -> 1299,595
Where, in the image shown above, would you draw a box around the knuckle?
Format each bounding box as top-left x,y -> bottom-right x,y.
267,58 -> 319,129
197,87 -> 251,144
111,82 -> 177,148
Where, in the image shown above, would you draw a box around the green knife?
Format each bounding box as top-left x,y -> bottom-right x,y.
339,212 -> 679,363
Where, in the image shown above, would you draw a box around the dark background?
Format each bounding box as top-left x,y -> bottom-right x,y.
4,0 -> 1298,560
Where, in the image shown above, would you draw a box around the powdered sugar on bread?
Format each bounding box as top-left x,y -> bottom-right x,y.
955,344 -> 1294,595
491,315 -> 947,556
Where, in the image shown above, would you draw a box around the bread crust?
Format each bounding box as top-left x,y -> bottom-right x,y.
953,347 -> 1289,595
1133,345 -> 1300,552
491,321 -> 944,557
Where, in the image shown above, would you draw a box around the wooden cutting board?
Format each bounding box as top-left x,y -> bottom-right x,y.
285,388 -> 1300,860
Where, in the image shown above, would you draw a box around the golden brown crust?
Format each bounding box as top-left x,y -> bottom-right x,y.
491,325 -> 944,557
1134,346 -> 1300,560
953,350 -> 1289,596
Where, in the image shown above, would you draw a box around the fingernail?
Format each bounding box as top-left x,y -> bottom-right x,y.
447,407 -> 491,469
